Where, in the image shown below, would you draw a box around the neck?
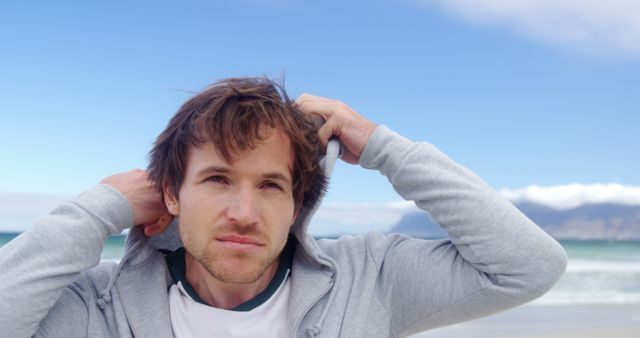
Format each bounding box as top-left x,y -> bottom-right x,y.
184,252 -> 279,310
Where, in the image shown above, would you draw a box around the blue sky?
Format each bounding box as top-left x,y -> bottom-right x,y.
1,0 -> 638,212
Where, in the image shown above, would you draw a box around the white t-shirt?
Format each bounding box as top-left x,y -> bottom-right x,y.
169,273 -> 291,338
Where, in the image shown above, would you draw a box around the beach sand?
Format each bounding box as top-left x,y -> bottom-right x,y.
410,304 -> 640,338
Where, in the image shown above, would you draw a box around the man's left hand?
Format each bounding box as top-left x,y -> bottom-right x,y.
295,94 -> 377,164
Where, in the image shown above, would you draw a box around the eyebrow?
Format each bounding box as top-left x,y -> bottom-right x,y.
197,166 -> 230,176
196,166 -> 292,184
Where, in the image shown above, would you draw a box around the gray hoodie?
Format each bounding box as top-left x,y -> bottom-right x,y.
0,125 -> 567,337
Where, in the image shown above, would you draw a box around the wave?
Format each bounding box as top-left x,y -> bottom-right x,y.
565,259 -> 640,273
534,257 -> 640,305
533,291 -> 640,305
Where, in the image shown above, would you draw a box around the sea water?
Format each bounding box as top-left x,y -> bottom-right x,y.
534,240 -> 640,305
2,234 -> 639,305
0,233 -> 127,261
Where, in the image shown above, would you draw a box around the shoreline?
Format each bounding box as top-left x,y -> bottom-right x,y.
411,304 -> 640,338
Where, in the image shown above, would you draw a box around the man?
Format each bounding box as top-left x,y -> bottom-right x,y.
0,77 -> 567,337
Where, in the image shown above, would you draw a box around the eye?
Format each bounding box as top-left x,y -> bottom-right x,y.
205,175 -> 228,184
261,181 -> 283,191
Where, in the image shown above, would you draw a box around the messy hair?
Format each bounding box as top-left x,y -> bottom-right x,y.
147,77 -> 327,211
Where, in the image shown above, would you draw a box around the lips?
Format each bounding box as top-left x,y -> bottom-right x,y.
216,234 -> 263,247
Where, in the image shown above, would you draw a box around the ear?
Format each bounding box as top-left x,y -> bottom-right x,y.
163,180 -> 180,216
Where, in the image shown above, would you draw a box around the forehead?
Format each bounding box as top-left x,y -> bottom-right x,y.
186,127 -> 295,178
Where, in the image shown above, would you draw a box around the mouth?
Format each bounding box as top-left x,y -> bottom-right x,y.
216,234 -> 264,250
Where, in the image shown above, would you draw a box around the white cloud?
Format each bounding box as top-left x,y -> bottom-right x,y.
500,183 -> 640,210
423,0 -> 640,58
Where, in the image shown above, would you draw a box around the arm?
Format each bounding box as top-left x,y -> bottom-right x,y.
360,126 -> 567,336
0,170 -> 171,337
296,94 -> 567,336
0,185 -> 132,337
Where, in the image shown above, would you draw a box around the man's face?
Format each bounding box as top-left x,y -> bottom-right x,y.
167,127 -> 297,284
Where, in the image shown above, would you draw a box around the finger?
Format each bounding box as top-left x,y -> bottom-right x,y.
318,118 -> 360,164
295,93 -> 339,114
142,212 -> 171,228
317,117 -> 339,149
158,213 -> 174,227
142,213 -> 174,237
340,150 -> 359,165
295,93 -> 335,105
143,223 -> 161,237
310,114 -> 326,130
295,100 -> 337,122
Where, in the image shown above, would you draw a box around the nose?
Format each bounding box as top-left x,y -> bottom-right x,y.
225,186 -> 259,226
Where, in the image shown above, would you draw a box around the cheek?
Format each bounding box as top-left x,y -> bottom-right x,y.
273,202 -> 297,231
180,187 -> 216,213
271,196 -> 296,219
178,195 -> 216,230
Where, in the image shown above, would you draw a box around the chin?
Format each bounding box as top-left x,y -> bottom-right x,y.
221,273 -> 262,284
206,258 -> 274,285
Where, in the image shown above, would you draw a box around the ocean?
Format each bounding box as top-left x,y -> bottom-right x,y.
1,233 -> 639,305
535,240 -> 640,305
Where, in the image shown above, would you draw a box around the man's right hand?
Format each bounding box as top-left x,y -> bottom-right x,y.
100,169 -> 173,235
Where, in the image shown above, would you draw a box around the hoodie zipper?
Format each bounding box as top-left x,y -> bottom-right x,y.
290,277 -> 334,338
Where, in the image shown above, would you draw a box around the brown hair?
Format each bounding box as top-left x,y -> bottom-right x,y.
147,77 -> 327,211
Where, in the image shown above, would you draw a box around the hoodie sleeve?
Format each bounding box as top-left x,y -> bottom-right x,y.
0,184 -> 133,338
358,125 -> 567,337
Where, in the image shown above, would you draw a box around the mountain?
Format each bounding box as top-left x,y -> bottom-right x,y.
389,202 -> 640,240
388,212 -> 447,239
